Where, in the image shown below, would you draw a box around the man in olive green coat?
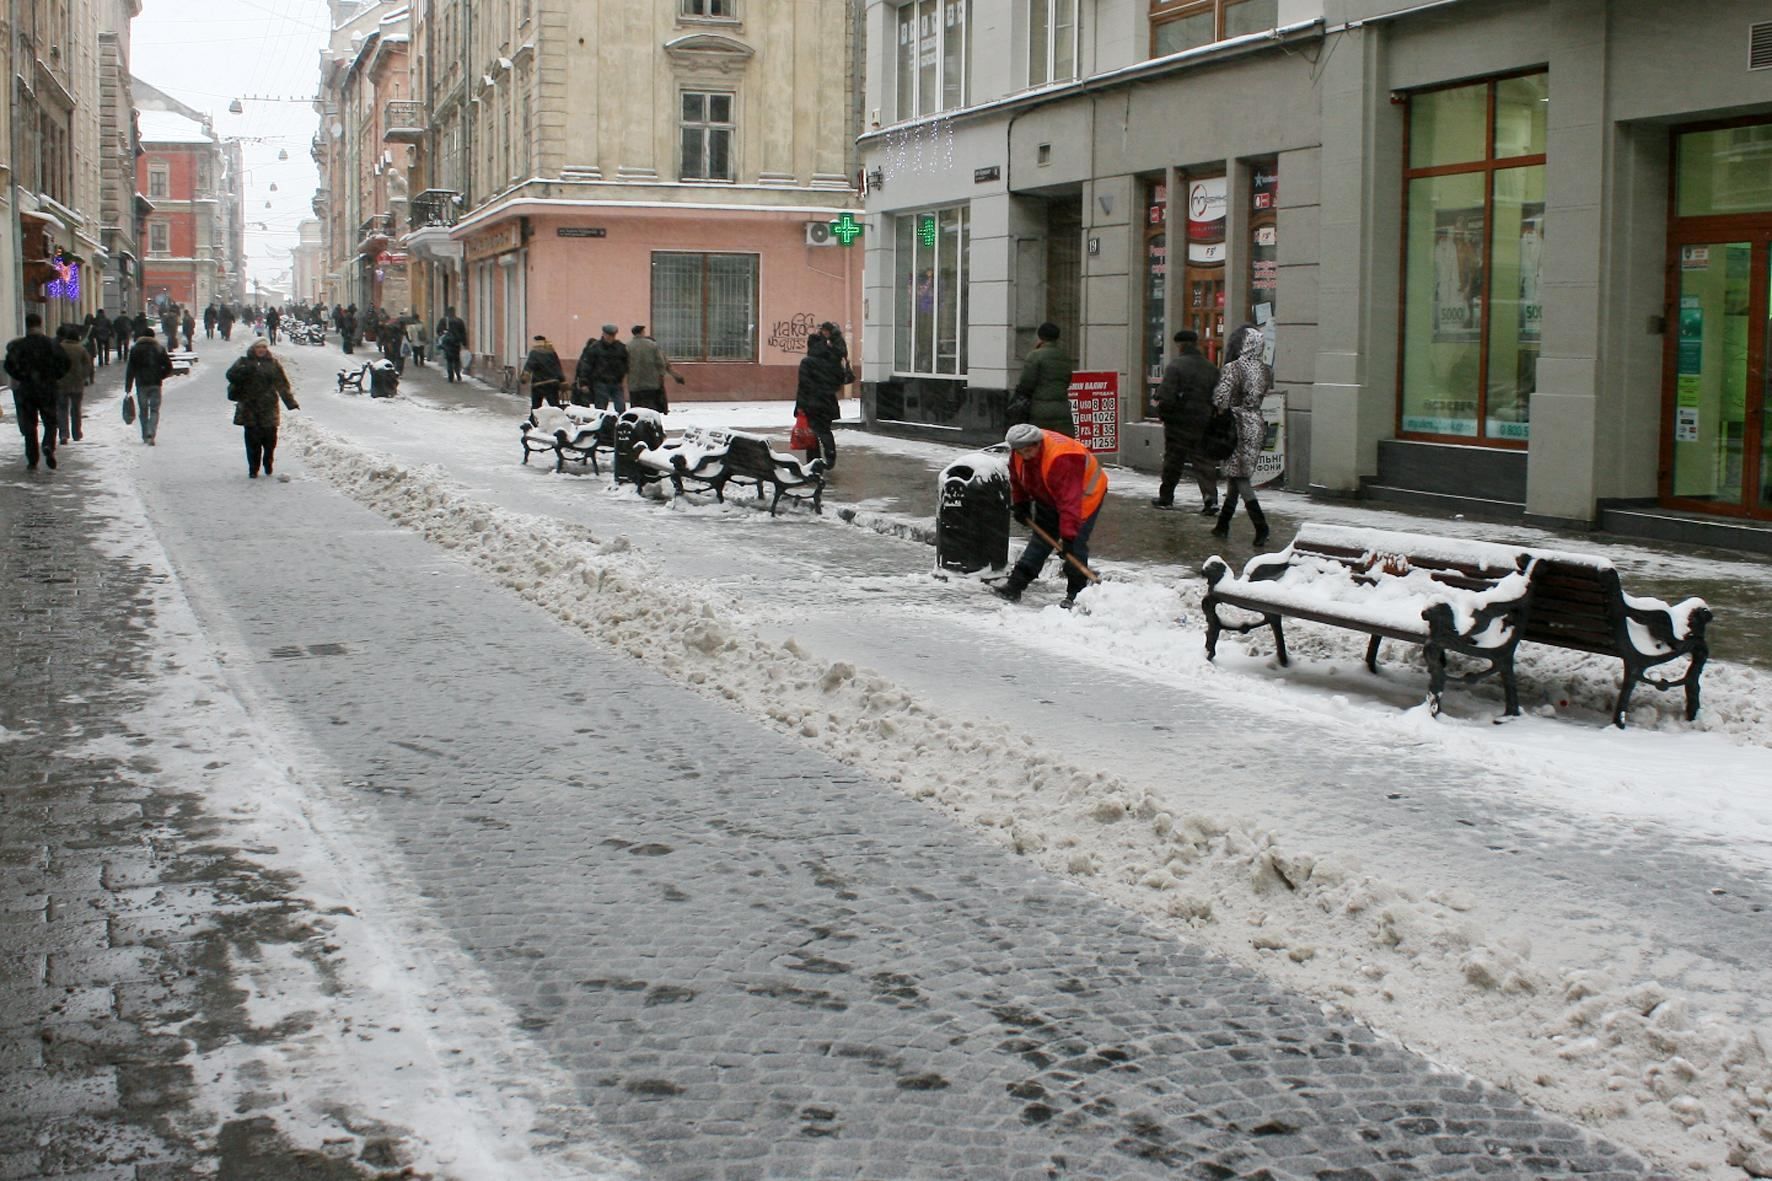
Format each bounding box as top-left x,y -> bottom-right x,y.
1009,321 -> 1075,437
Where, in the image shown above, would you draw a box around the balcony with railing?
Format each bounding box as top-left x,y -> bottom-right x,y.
408,189 -> 461,232
383,100 -> 426,144
356,212 -> 394,252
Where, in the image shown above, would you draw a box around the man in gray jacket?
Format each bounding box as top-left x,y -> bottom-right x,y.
626,325 -> 683,414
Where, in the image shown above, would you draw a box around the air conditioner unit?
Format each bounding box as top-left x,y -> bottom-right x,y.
804,220 -> 835,247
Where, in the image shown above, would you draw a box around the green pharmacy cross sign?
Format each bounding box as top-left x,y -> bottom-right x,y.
828,212 -> 864,246
918,216 -> 938,247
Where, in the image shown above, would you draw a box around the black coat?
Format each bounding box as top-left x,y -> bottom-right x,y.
5,332 -> 70,395
124,337 -> 174,392
795,341 -> 844,425
1152,347 -> 1220,448
575,338 -> 628,387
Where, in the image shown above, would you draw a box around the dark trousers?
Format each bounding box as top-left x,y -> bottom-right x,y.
1011,501 -> 1101,599
805,419 -> 836,470
443,348 -> 462,381
530,382 -> 562,410
1157,425 -> 1218,506
12,389 -> 55,467
630,388 -> 667,414
93,339 -> 111,365
243,425 -> 278,476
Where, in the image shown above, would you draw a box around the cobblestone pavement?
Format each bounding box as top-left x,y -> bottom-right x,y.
11,349 -> 1666,1178
0,434 -> 407,1178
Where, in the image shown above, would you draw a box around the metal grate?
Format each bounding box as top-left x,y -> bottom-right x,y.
1753,21 -> 1772,70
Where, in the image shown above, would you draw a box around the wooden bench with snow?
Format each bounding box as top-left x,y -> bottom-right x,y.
1202,525 -> 1536,718
635,426 -> 825,516
1507,546 -> 1711,727
1202,524 -> 1713,726
520,406 -> 617,474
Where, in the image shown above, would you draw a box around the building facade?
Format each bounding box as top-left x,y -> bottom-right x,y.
383,0 -> 864,392
5,0 -> 116,332
134,82 -> 226,309
858,0 -> 1772,548
96,0 -> 145,317
292,217 -> 324,303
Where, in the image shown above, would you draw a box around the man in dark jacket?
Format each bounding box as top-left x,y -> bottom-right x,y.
125,325 -> 175,445
1150,328 -> 1222,513
626,325 -> 682,413
521,336 -> 566,409
53,325 -> 95,444
436,307 -> 468,382
795,333 -> 844,470
5,314 -> 72,469
1010,322 -> 1076,436
203,304 -> 218,339
575,324 -> 628,411
89,310 -> 114,365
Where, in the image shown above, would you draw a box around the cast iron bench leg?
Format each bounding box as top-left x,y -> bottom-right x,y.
1269,616 -> 1289,667
1426,643 -> 1447,716
1365,634 -> 1382,674
1203,597 -> 1222,660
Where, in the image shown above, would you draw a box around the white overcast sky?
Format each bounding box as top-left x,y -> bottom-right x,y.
130,0 -> 330,291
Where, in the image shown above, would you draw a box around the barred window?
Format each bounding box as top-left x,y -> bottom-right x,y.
681,91 -> 735,182
652,252 -> 758,362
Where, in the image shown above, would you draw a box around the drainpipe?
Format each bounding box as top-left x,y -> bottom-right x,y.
8,0 -> 23,334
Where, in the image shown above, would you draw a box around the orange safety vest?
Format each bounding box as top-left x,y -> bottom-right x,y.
1014,430 -> 1108,520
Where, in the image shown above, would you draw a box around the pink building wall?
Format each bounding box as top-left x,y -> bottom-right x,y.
511,206 -> 862,400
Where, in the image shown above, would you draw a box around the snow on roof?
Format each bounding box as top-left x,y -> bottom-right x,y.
138,109 -> 214,145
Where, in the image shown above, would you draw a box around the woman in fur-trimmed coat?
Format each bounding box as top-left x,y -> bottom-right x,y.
1209,325 -> 1271,546
226,339 -> 299,479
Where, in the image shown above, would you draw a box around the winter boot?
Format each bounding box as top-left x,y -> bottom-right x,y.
993,571 -> 1030,603
1248,501 -> 1270,547
1210,495 -> 1237,539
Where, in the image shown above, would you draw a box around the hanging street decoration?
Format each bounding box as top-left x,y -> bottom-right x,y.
45,249 -> 80,302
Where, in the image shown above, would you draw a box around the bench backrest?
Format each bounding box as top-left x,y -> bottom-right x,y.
724,431 -> 813,480
1286,524 -> 1521,591
1516,555 -> 1624,654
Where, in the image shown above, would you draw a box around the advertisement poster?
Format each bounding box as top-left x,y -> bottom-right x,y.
1068,371 -> 1120,455
1253,391 -> 1287,488
1518,205 -> 1543,344
1677,294 -> 1704,410
1186,177 -> 1227,266
1432,209 -> 1485,342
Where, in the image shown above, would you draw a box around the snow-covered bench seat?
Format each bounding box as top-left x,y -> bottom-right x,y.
1202,524 -> 1536,717
1512,547 -> 1711,727
635,427 -> 824,516
523,406 -> 615,472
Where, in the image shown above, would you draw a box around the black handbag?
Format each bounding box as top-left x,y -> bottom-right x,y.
1202,409 -> 1238,461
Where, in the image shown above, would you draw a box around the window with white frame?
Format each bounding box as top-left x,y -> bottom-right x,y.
652,252 -> 758,361
148,221 -> 169,255
148,164 -> 169,200
895,0 -> 969,122
681,0 -> 734,16
894,206 -> 970,376
1030,0 -> 1079,87
680,91 -> 735,181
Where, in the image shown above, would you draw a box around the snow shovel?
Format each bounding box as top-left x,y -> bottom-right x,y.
1028,520 -> 1100,584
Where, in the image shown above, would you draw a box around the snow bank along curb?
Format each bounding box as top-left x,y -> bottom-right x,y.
288,417 -> 1772,1177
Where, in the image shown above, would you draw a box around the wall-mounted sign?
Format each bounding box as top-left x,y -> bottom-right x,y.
1068,371 -> 1120,455
465,221 -> 523,261
558,227 -> 607,239
973,165 -> 1000,184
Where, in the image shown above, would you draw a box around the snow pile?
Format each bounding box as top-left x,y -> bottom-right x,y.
288,416 -> 1772,1176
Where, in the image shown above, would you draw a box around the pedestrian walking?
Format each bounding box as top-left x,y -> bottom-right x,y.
794,332 -> 844,471
1210,324 -> 1273,546
1149,328 -> 1222,513
53,325 -> 94,445
993,423 -> 1108,607
5,314 -> 72,470
340,305 -> 358,355
380,316 -> 408,375
203,304 -> 217,339
437,306 -> 467,382
217,305 -> 235,342
124,325 -> 174,446
406,315 -> 429,368
1007,322 -> 1076,436
575,324 -> 628,411
89,309 -> 114,366
180,310 -> 196,352
626,325 -> 682,413
521,335 -> 566,410
225,338 -> 298,478
265,306 -> 281,345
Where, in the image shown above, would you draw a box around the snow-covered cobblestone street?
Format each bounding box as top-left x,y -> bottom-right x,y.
3,336 -> 1768,1177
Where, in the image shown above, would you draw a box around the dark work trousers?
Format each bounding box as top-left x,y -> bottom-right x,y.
443,347 -> 462,382
243,425 -> 279,477
1011,501 -> 1101,600
12,389 -> 56,468
529,382 -> 562,411
1157,424 -> 1218,507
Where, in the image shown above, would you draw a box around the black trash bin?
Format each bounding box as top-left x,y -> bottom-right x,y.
935,448 -> 1011,574
614,409 -> 665,488
368,359 -> 399,398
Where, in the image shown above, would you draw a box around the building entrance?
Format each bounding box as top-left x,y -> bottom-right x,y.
1662,120 -> 1772,519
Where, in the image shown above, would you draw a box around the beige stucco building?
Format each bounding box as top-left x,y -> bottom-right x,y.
373,0 -> 864,394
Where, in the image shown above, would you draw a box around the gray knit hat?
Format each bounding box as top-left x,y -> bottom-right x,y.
1005,423 -> 1044,449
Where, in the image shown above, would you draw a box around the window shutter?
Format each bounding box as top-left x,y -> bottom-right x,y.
1752,20 -> 1772,70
